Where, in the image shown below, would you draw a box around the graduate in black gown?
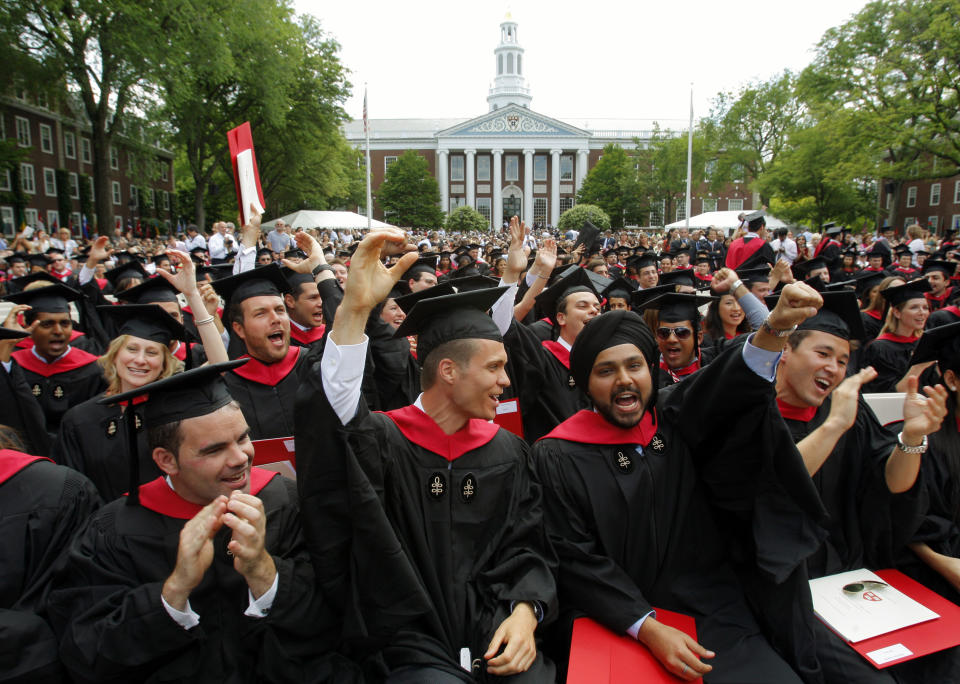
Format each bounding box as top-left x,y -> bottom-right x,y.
46,362 -> 355,683
0,324 -> 51,456
0,427 -> 101,684
634,291 -> 719,387
860,279 -> 931,393
297,229 -> 556,682
773,290 -> 953,683
4,283 -> 106,440
533,286 -> 828,683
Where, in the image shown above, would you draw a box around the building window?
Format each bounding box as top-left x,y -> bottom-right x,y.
507,52 -> 514,74
21,163 -> 35,194
112,181 -> 122,205
39,124 -> 53,154
505,155 -> 519,182
727,198 -> 744,212
928,216 -> 939,230
1,206 -> 14,236
162,162 -> 169,182
36,92 -> 48,109
25,208 -> 39,227
71,212 -> 81,230
731,163 -> 744,183
702,198 -> 718,213
128,153 -> 136,174
559,197 -> 575,214
886,193 -> 893,210
951,215 -> 960,231
477,155 -> 490,182
110,146 -> 119,170
498,54 -> 503,75
906,186 -> 917,207
0,169 -> 10,192
930,183 -> 941,206
81,138 -> 91,164
449,197 -> 465,212
650,199 -> 665,226
47,210 -> 59,229
534,197 -> 547,226
68,172 -> 79,199
450,155 -> 465,182
130,185 -> 138,207
675,198 -> 687,222
954,181 -> 960,204
904,217 -> 916,228
64,131 -> 76,159
162,190 -> 170,210
533,155 -> 547,182
15,117 -> 30,147
705,159 -> 717,177
476,197 -> 491,225
517,54 -> 522,74
384,156 -> 397,174
43,168 -> 56,196
560,155 -> 573,181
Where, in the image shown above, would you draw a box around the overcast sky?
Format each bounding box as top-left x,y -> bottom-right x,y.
293,0 -> 870,129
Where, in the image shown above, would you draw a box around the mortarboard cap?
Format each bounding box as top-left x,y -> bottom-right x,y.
196,264 -> 234,282
744,210 -> 766,230
394,287 -> 507,365
452,275 -> 500,293
9,271 -> 61,290
625,252 -> 658,272
911,321 -> 960,368
394,282 -> 456,314
739,265 -> 772,286
880,278 -> 931,306
848,270 -> 886,296
26,254 -> 50,269
737,250 -> 773,271
115,276 -> 179,305
657,269 -> 696,289
922,260 -> 956,277
764,290 -> 865,341
536,267 -> 600,319
403,256 -> 440,280
283,248 -> 306,260
630,284 -> 675,309
256,247 -> 274,259
602,276 -> 635,301
97,304 -> 188,345
104,261 -> 149,289
573,220 -> 602,252
0,326 -> 29,341
793,257 -> 828,279
211,263 -> 290,310
637,292 -> 716,323
3,282 -> 83,312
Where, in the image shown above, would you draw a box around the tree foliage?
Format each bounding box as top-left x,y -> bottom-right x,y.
556,204 -> 611,235
446,205 -> 489,233
576,144 -> 640,228
633,127 -> 706,227
376,151 -> 444,229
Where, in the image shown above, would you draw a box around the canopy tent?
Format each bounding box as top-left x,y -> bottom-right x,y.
665,210 -> 788,232
260,210 -> 396,231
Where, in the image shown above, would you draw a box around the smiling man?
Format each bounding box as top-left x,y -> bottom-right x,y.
47,361 -> 348,682
534,285 -> 826,682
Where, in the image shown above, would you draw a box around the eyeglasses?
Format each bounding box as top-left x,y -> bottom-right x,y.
842,580 -> 888,594
656,326 -> 693,341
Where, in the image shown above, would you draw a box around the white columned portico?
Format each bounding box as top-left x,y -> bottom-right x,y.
550,148 -> 562,227
437,150 -> 449,212
576,148 -> 589,192
492,148 -> 503,230
465,149 -> 476,209
522,148 -> 535,224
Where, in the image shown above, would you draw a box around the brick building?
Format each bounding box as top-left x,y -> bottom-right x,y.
0,89 -> 175,238
880,174 -> 960,235
343,16 -> 754,229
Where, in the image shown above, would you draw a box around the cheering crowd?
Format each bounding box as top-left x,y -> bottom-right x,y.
1,208 -> 960,683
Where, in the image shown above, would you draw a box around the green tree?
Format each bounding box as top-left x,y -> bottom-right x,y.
376,151 -> 444,229
633,126 -> 706,227
556,204 -> 611,235
2,0 -> 169,232
445,205 -> 490,233
576,144 -> 641,228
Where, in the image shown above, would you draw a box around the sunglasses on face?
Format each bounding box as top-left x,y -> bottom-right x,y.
842,580 -> 888,594
656,326 -> 693,341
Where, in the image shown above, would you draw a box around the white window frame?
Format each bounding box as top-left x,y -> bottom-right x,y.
25,208 -> 39,227
0,168 -> 10,192
39,123 -> 53,154
384,156 -> 398,174
15,116 -> 30,147
112,181 -> 122,205
559,197 -> 575,214
649,199 -> 665,226
477,155 -> 490,182
161,162 -> 169,182
928,216 -> 939,230
68,172 -> 79,199
951,215 -> 960,231
450,155 -> 465,182
449,197 -> 465,212
727,198 -> 744,212
81,138 -> 92,164
130,184 -> 138,207
71,211 -> 81,230
533,197 -> 548,225
533,155 -> 547,182
21,163 -> 35,194
64,131 -> 76,159
954,181 -> 960,204
702,197 -> 718,213
46,210 -> 59,229
43,167 -> 56,197
505,155 -> 519,182
1,206 -> 15,236
930,183 -> 941,206
110,146 -> 119,170
146,187 -> 155,207
127,152 -> 136,174
705,159 -> 717,177
161,189 -> 170,210
675,198 -> 687,222
560,155 -> 574,181
904,217 -> 916,228
906,186 -> 917,208
476,197 -> 492,225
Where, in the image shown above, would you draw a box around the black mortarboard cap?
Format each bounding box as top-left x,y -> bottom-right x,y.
284,248 -> 306,260
894,244 -> 911,255
279,266 -> 314,291
394,287 -> 507,364
3,282 -> 83,312
97,304 -> 188,345
922,259 -> 956,277
8,271 -> 61,290
211,263 -> 290,309
44,247 -> 65,257
630,284 -> 676,309
536,267 -> 600,318
7,253 -> 26,265
394,282 -> 456,314
196,264 -> 234,282
104,261 -> 149,288
100,359 -> 248,505
738,250 -> 773,271
0,326 -> 29,341
602,276 -> 635,301
403,256 -> 440,280
764,289 -> 865,341
452,275 -> 501,293
793,257 -> 827,279
573,220 -> 602,252
911,321 -> 960,368
850,270 -> 886,296
257,247 -> 274,259
625,252 -> 658,272
115,276 -> 179,304
657,269 -> 696,289
637,292 -> 716,323
26,254 -> 50,269
881,279 -> 931,305
739,265 -> 771,286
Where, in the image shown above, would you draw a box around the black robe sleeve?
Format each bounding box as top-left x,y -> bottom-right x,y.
0,363 -> 51,456
860,339 -> 914,393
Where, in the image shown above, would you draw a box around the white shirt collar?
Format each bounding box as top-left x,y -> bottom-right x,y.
31,345 -> 71,364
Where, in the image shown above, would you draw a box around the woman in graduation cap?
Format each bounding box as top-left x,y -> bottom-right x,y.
858,275 -> 903,342
859,279 -> 932,393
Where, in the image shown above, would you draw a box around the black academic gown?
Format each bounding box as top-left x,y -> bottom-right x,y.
11,346 -> 107,441
296,387 -> 557,682
45,471 -> 355,683
0,361 -> 51,456
366,314 -> 420,412
503,320 -> 591,443
927,304 -> 960,329
860,310 -> 883,342
534,340 -> 825,684
859,334 -> 917,393
0,451 -> 101,684
51,393 -> 158,502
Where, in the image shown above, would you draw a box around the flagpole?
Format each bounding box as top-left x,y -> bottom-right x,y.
685,83 -> 693,232
364,85 -> 372,231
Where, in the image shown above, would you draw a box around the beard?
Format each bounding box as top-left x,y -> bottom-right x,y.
593,382 -> 651,429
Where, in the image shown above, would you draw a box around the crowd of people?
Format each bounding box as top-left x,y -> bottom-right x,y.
1,207 -> 960,683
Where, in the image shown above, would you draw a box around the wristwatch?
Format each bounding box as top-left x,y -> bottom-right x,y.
761,318 -> 798,338
896,431 -> 928,454
311,263 -> 333,277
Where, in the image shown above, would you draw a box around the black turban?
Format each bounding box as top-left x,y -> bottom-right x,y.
570,310 -> 658,392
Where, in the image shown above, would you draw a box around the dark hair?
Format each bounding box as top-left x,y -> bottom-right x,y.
148,420 -> 184,458
703,295 -> 750,339
0,424 -> 27,451
24,309 -> 72,326
556,288 -> 597,318
421,338 -> 477,390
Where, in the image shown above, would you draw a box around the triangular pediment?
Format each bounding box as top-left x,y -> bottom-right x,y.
437,105 -> 589,138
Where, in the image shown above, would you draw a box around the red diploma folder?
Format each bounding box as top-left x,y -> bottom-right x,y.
493,398 -> 524,438
567,610 -> 698,683
226,122 -> 266,225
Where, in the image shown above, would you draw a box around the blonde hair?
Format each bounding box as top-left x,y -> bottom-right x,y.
880,300 -> 926,337
99,334 -> 183,395
906,224 -> 924,240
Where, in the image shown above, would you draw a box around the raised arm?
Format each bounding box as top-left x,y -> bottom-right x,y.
156,250 -> 229,364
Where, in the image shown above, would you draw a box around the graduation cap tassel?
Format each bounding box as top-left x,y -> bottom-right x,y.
125,398 -> 140,506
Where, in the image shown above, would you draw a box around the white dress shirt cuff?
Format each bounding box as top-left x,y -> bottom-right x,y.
742,334 -> 782,382
491,281 -> 519,335
234,245 -> 257,275
244,572 -> 278,618
321,335 -> 369,425
162,595 -> 200,630
627,610 -> 656,639
78,264 -> 96,286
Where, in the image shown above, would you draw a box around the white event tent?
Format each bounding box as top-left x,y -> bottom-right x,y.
260,210 -> 395,231
665,210 -> 788,232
